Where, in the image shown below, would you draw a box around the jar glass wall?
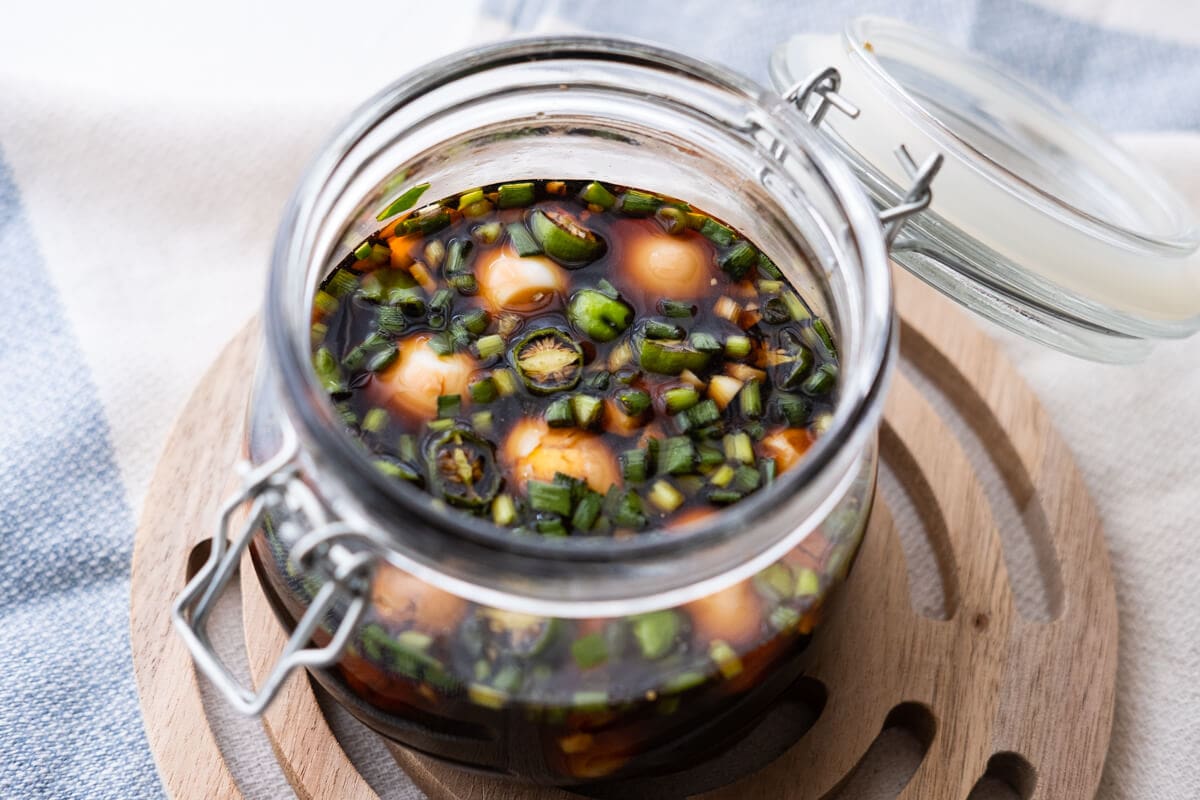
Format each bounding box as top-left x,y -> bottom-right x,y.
244,38 -> 894,787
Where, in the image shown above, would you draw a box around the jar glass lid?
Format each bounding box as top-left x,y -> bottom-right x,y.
770,16 -> 1200,362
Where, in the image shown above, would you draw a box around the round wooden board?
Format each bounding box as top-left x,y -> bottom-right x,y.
131,268 -> 1117,800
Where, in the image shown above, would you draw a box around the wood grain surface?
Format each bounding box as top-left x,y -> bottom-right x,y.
132,268 -> 1117,799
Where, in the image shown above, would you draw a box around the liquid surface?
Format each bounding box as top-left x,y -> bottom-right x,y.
310,179 -> 840,538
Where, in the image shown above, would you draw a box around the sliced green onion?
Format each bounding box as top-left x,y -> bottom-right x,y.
739,380 -> 763,419
426,417 -> 455,432
353,242 -> 373,261
571,633 -> 608,669
724,432 -> 754,464
376,182 -> 430,221
663,671 -> 706,694
567,289 -> 633,342
497,182 -> 536,208
460,308 -> 489,335
366,345 -> 398,373
571,394 -> 604,430
769,606 -> 801,632
724,335 -> 752,359
492,494 -> 516,527
802,363 -> 837,396
583,370 -> 610,391
618,190 -> 661,216
699,218 -> 735,246
783,291 -> 807,322
709,464 -> 735,488
795,567 -> 821,598
760,457 -> 777,487
811,318 -> 837,356
437,394 -> 462,419
719,241 -> 758,280
448,273 -> 478,295
361,407 -> 388,433
732,465 -> 762,494
757,252 -> 784,280
648,480 -> 684,512
608,488 -> 647,529
471,410 -> 494,435
325,268 -> 359,299
596,278 -> 620,299
571,490 -> 603,531
637,338 -> 711,376
778,347 -> 816,390
536,517 -> 568,536
709,640 -> 743,679
506,222 -> 542,256
401,209 -> 451,236
398,433 -> 418,462
445,238 -> 472,274
473,221 -> 502,243
659,299 -> 696,318
617,388 -> 651,416
528,480 -> 573,516
376,306 -> 407,335
657,206 -> 689,234
663,386 -> 700,414
492,368 -> 518,396
545,397 -> 574,428
643,320 -> 685,340
679,399 -> 721,432
659,436 -> 695,475
708,488 -> 743,505
469,377 -> 498,404
631,610 -> 680,660
474,334 -> 505,360
620,449 -> 650,483
571,690 -> 610,711
776,393 -> 811,427
581,181 -> 616,209
373,457 -> 419,482
369,243 -> 390,263
310,322 -> 327,345
697,444 -> 725,470
313,290 -> 339,316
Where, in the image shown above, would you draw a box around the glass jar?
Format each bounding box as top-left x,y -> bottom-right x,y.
178,36 -> 890,789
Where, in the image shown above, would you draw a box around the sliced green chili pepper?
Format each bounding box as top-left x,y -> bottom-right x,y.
512,327 -> 583,395
617,388 -> 651,416
425,427 -> 502,509
567,289 -> 633,342
637,338 -> 711,376
529,209 -> 607,266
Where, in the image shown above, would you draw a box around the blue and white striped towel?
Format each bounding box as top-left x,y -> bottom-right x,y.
1,1 -> 1197,797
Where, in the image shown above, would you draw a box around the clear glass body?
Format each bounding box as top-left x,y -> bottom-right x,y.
245,37 -> 894,788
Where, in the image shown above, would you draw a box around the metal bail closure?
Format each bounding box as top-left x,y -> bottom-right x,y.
785,67 -> 943,247
171,428 -> 376,715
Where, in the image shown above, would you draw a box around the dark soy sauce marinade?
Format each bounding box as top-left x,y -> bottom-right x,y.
311,179 -> 838,537
295,179 -> 844,781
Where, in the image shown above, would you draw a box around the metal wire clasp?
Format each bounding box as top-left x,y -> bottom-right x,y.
785,67 -> 943,247
171,428 -> 376,715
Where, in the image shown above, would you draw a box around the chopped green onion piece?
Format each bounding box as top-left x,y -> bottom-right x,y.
755,563 -> 794,600
571,633 -> 608,669
460,308 -> 489,335
370,243 -> 390,263
659,436 -> 695,475
325,268 -> 359,299
708,488 -> 743,505
699,218 -> 735,246
491,664 -> 523,694
528,480 -> 573,516
473,221 -> 502,243
457,188 -> 485,210
506,222 -> 542,256
709,464 -> 735,488
781,291 -> 807,323
492,494 -> 516,526
310,322 -> 327,344
474,334 -> 505,359
779,347 -> 816,390
757,280 -> 784,295
631,610 -> 680,660
732,465 -> 762,493
445,238 -> 472,274
571,490 -> 603,531
376,182 -> 431,221
341,345 -> 367,372
468,683 -> 509,710
762,296 -> 792,324
609,488 -> 647,529
394,292 -> 426,317
596,278 -> 620,299
689,331 -> 722,353
719,241 -> 758,280
724,432 -> 754,464
583,370 -> 610,391
657,206 -> 689,234
709,640 -> 744,679
811,319 -> 837,356
638,338 -> 711,376
362,407 -> 388,433
648,480 -> 684,512
497,182 -> 536,208
697,444 -> 725,469
663,386 -> 700,414
401,209 -> 451,236
724,335 -> 752,359
757,252 -> 784,280
659,300 -> 696,318
430,288 -> 452,314
373,457 -> 419,481
545,397 -> 574,428
313,290 -> 339,316
571,394 -> 604,429
794,567 -> 821,598
617,388 -> 651,416
663,671 -> 706,694
581,181 -> 617,209
424,239 -> 446,268
398,434 -> 418,462
366,345 -> 398,373
567,289 -> 633,342
448,273 -> 478,295
760,457 -> 777,487
571,690 -> 610,711
618,190 -> 661,216
471,410 -> 494,435
469,377 -> 498,404
739,380 -> 763,419
353,242 -> 373,261
536,517 -> 568,537
769,606 -> 801,632
776,393 -> 811,427
680,399 -> 720,432
492,368 -> 518,396
813,412 -> 834,434
377,306 -> 406,335
426,417 -> 455,432
802,364 -> 837,396
436,394 -> 462,419
643,320 -> 685,340
620,449 -> 650,483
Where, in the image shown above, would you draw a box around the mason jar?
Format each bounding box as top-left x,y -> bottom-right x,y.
174,19 -> 1200,793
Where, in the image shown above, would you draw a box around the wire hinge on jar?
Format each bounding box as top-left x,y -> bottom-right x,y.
171,427 -> 382,715
785,67 -> 944,246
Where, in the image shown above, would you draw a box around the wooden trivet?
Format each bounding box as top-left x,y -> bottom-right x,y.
131,268 -> 1117,799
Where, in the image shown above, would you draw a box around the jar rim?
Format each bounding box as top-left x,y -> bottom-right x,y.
265,35 -> 895,611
